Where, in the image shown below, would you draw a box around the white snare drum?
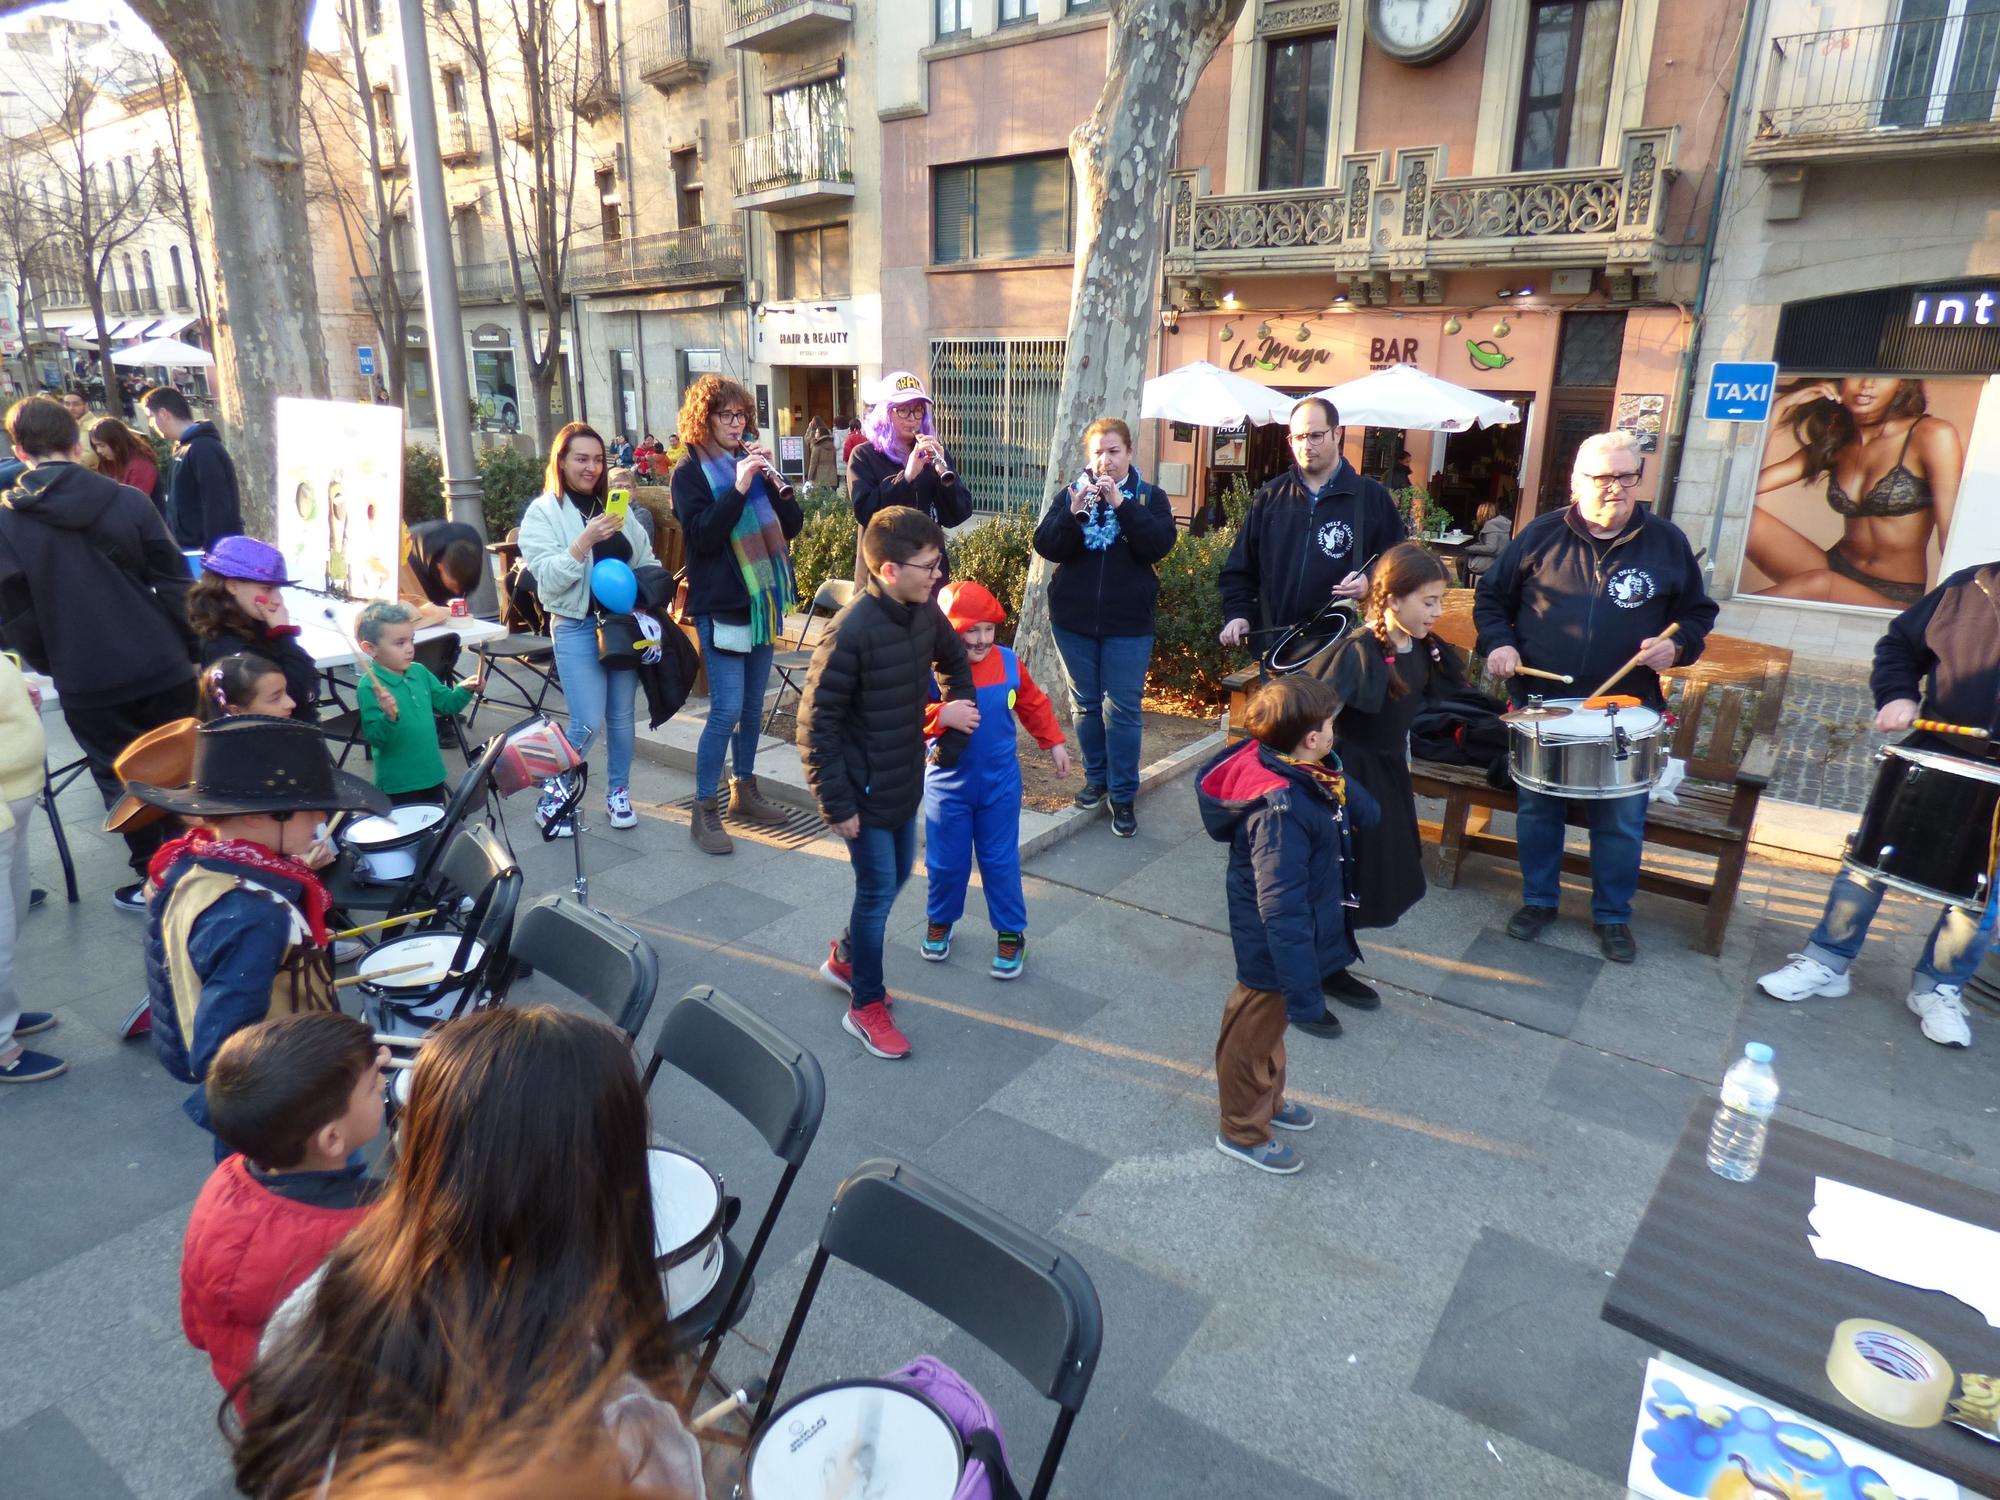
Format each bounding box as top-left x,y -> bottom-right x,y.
745,1380 -> 965,1500
649,1147 -> 726,1320
1508,697 -> 1667,800
356,933 -> 484,1021
342,804 -> 444,882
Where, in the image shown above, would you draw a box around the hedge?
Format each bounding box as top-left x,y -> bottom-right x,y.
400,442 -> 544,539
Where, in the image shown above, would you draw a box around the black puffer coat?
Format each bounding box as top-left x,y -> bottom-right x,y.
797,581 -> 974,829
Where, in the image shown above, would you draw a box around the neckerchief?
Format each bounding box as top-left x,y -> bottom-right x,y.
1278,752 -> 1347,806
699,445 -> 796,646
150,830 -> 333,946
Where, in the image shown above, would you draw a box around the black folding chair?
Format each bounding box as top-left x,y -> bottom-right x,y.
467,533 -> 563,729
323,727 -> 511,919
365,823 -> 521,1044
763,577 -> 852,733
413,632 -> 475,764
39,753 -> 89,903
498,893 -> 659,1043
642,984 -> 825,1390
756,1158 -> 1103,1500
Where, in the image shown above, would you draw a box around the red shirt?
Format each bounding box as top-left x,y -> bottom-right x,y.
923,648 -> 1063,746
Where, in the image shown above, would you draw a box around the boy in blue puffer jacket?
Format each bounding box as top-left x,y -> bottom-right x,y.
1196,674 -> 1376,1175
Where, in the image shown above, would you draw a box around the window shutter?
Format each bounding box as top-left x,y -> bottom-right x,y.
934,165 -> 973,263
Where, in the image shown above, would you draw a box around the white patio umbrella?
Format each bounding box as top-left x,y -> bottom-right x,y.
1310,363 -> 1519,432
111,337 -> 214,368
1141,360 -> 1297,427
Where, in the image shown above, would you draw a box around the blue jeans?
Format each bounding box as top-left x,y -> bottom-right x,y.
695,617 -> 775,802
1051,627 -> 1153,803
551,615 -> 636,792
1805,870 -> 1992,990
843,817 -> 917,1008
1515,787 -> 1647,925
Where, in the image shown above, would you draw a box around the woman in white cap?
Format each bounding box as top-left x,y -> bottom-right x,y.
847,371 -> 971,591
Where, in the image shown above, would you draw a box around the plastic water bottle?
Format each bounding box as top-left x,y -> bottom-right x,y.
1707,1043 -> 1779,1182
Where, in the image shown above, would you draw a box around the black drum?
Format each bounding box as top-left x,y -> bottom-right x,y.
1260,599 -> 1358,678
1845,744 -> 2000,909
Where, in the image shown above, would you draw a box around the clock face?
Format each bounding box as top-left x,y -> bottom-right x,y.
1366,0 -> 1486,65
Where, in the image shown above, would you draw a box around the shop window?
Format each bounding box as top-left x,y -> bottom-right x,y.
1513,0 -> 1620,172
929,337 -> 1066,512
1259,29 -> 1336,191
1882,0 -> 2000,128
937,0 -> 968,38
933,154 -> 1073,264
778,222 -> 850,300
1555,310 -> 1626,389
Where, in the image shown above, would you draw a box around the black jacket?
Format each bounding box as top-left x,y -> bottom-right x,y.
669,452 -> 805,624
198,626 -> 322,724
797,581 -> 974,829
0,462 -> 197,708
848,440 -> 973,589
1472,505 -> 1718,708
166,421 -> 243,550
1218,461 -> 1405,636
1872,562 -> 2000,744
404,520 -> 483,606
1031,468 -> 1178,638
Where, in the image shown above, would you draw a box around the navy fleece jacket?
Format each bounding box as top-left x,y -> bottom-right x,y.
1871,562 -> 2000,743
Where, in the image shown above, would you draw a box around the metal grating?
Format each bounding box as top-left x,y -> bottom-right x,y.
928,336 -> 1067,513
664,794 -> 827,851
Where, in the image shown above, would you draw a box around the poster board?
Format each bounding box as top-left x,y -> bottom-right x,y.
274,398 -> 405,603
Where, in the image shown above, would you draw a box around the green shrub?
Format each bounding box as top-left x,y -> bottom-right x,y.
947,507 -> 1037,644
476,444 -> 543,537
787,486 -> 855,602
403,444 -> 444,524
1149,524 -> 1238,707
1217,473 -> 1254,530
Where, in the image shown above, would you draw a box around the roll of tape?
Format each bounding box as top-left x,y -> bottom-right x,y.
1825,1318 -> 1954,1428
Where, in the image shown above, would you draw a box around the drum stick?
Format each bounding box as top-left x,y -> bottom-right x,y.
689,1378 -> 767,1434
1585,622 -> 1680,701
1911,719 -> 1988,738
333,908 -> 440,940
1512,666 -> 1575,684
333,960 -> 457,990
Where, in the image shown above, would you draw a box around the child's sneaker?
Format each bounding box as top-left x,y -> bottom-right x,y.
1269,1100 -> 1317,1131
843,1001 -> 911,1060
991,931 -> 1025,980
119,997 -> 151,1040
1214,1134 -> 1301,1174
818,938 -> 854,995
921,923 -> 952,962
606,787 -> 637,829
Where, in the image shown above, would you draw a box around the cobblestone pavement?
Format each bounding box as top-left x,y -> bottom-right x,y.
1768,655 -> 1880,813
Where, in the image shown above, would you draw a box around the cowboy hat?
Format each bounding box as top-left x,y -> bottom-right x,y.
104,716 -> 200,834
125,715 -> 389,820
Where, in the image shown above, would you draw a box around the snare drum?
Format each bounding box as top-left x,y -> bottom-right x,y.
745,1380 -> 965,1500
342,804 -> 445,883
1508,697 -> 1667,800
1845,744 -> 2000,909
1259,600 -> 1358,679
648,1147 -> 726,1320
356,933 -> 485,1022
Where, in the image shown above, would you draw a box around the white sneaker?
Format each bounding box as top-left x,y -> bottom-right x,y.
535,776 -> 575,839
1907,983 -> 1972,1048
1756,954 -> 1850,1003
606,787 -> 637,830
331,937 -> 365,965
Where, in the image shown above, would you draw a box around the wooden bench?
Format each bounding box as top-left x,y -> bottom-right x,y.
1222,591 -> 1792,955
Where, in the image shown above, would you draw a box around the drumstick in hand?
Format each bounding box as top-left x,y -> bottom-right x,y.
1586,623 -> 1680,701
1512,666 -> 1575,684
333,908 -> 440,940
1911,719 -> 1988,738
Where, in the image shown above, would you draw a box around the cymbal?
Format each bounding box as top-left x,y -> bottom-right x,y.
1501,704 -> 1573,725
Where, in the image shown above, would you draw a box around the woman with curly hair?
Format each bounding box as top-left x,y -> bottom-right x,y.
186,536 -> 320,722
668,374 -> 801,855
846,370 -> 970,591
1751,377 -> 1961,608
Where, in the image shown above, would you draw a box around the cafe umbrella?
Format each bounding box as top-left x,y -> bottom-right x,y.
1309,362 -> 1520,432
1140,360 -> 1299,427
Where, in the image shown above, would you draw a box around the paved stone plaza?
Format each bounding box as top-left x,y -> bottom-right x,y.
3,712 -> 1994,1500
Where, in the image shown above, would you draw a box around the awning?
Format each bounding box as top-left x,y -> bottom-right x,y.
62,317 -> 98,338
145,314 -> 196,339
108,317 -> 152,339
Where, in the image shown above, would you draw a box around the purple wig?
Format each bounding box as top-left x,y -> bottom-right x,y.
861,390 -> 934,463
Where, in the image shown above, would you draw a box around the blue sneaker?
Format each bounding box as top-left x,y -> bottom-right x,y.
0,1048 -> 66,1083
1214,1135 -> 1301,1174
991,932 -> 1025,980
921,922 -> 952,962
1270,1100 -> 1316,1132
13,1011 -> 55,1036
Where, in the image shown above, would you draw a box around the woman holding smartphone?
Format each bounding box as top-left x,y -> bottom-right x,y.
670,374 -> 803,856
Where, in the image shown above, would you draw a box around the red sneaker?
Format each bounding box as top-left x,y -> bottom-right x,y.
120,998 -> 152,1040
818,940 -> 853,995
842,1001 -> 911,1060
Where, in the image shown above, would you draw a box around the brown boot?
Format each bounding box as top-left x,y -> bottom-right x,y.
690,796 -> 733,855
729,776 -> 791,827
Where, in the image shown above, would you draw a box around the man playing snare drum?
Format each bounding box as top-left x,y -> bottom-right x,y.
1758,562 -> 2000,1048
1473,431 -> 1717,964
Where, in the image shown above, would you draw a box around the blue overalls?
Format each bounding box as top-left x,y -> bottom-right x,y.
924,647 -> 1028,934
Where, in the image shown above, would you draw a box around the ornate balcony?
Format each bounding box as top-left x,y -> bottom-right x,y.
635,2 -> 712,93
725,0 -> 851,53
733,124 -> 853,211
568,222 -> 743,291
1750,13 -> 2000,165
1164,129 -> 1676,296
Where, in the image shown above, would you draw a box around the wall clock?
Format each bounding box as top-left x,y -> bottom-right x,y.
1365,0 -> 1487,66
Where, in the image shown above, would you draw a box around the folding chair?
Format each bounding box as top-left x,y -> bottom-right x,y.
498,893 -> 659,1043
323,727 -> 511,919
763,577 -> 853,733
756,1157 -> 1103,1500
642,984 -> 825,1386
39,752 -> 90,903
467,532 -> 563,730
364,822 -> 521,1045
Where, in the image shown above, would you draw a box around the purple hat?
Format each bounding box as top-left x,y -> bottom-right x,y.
201,535 -> 295,586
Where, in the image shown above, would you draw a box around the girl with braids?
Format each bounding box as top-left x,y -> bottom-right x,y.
198,654 -> 296,721
1314,542 -> 1458,1000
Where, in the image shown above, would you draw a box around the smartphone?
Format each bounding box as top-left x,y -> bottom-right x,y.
605,488 -> 631,526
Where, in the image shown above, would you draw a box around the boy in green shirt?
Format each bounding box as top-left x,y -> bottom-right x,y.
355,602 -> 485,805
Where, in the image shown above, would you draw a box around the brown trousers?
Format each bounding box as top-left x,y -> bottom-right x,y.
1216,983 -> 1288,1146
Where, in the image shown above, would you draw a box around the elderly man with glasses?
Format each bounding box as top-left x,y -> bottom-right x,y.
1472,430 -> 1717,964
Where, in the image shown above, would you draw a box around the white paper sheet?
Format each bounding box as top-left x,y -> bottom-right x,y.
1809,1176 -> 2000,1328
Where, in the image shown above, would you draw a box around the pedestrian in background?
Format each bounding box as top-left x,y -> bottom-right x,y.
143,385 -> 243,550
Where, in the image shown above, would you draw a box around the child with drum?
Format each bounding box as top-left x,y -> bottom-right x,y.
1758,561 -> 2000,1049
1195,674 -> 1378,1173
355,600 -> 486,807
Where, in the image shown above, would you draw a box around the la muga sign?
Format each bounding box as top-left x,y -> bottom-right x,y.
1703,362 -> 1779,423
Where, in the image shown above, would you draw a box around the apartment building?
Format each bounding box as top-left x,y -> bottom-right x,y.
882,0 -> 1736,526
1673,0 -> 2000,643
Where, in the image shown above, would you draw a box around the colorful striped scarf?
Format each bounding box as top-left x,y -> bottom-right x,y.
700,448 -> 796,646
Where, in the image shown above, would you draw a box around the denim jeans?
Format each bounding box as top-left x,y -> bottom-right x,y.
551,615 -> 636,792
0,793 -> 36,1060
1804,870 -> 1991,990
1051,627 -> 1153,803
843,817 -> 917,1008
695,616 -> 775,802
1515,787 -> 1647,925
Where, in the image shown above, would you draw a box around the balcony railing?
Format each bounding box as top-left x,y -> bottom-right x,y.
725,0 -> 851,52
439,119 -> 478,165
575,66 -> 620,122
734,124 -> 853,206
569,222 -> 743,291
635,2 -> 713,91
1164,128 -> 1676,290
1752,14 -> 2000,161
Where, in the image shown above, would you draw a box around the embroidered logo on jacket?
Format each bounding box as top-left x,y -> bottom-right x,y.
1606,567 -> 1657,608
1315,519 -> 1354,558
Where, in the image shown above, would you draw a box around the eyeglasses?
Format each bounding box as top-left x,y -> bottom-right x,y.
716,409 -> 750,422
895,556 -> 945,576
1582,471 -> 1641,490
889,402 -> 927,417
1291,429 -> 1333,443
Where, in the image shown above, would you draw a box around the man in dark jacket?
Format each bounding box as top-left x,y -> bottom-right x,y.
1217,397 -> 1405,648
1473,430 -> 1717,964
1754,561 -> 2000,1050
0,395 -> 197,906
798,505 -> 975,1062
143,385 -> 242,549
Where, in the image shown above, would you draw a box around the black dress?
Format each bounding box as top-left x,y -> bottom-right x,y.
1321,625 -> 1442,931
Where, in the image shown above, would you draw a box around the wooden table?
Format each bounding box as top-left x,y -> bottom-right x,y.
1603,1100 -> 2000,1495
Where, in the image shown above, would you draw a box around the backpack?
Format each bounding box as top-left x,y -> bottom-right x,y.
884,1355 -> 1024,1500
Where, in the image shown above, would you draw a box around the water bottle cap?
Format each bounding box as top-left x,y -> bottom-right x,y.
1744,1042 -> 1774,1064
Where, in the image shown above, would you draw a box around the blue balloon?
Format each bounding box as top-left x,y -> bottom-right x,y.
590,558 -> 638,614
